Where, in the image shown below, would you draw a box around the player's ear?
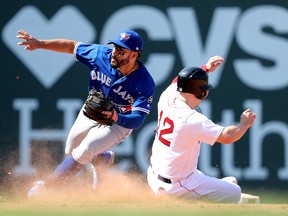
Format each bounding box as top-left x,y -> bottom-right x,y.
131,51 -> 139,59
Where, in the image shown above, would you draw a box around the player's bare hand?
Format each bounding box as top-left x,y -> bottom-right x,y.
205,56 -> 224,72
16,30 -> 41,51
240,109 -> 256,128
102,109 -> 118,122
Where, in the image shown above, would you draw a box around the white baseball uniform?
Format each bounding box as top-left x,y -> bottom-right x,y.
147,82 -> 241,203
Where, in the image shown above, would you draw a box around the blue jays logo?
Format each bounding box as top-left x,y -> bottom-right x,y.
113,103 -> 133,114
120,33 -> 130,41
148,96 -> 153,104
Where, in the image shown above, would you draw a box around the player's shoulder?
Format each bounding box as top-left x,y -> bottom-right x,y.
134,63 -> 155,87
162,83 -> 177,95
186,110 -> 211,126
158,84 -> 178,106
77,42 -> 112,53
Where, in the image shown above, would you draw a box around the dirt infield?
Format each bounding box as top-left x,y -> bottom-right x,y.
0,171 -> 287,215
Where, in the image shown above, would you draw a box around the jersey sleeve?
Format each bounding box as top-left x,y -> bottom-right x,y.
132,68 -> 155,114
73,42 -> 102,67
186,113 -> 224,145
132,89 -> 154,114
116,110 -> 146,129
132,86 -> 155,114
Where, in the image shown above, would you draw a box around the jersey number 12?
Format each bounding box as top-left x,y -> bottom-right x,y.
156,110 -> 174,147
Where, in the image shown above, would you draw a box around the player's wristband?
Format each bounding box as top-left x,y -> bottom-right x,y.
201,64 -> 209,73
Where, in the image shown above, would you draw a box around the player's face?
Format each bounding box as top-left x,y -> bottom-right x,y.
110,45 -> 135,68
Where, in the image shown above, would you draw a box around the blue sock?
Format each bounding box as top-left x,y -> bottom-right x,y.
46,155 -> 83,185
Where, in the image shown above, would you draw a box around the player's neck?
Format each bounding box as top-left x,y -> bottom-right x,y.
178,93 -> 198,109
119,61 -> 139,76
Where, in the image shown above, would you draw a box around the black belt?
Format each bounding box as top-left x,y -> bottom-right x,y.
158,175 -> 172,184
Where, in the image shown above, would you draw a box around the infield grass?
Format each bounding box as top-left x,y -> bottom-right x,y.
0,199 -> 288,216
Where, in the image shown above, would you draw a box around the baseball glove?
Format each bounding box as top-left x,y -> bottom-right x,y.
83,88 -> 115,126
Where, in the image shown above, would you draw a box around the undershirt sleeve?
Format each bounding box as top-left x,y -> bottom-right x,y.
116,110 -> 147,129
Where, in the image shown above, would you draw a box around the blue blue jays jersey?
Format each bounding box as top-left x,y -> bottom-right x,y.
73,42 -> 155,124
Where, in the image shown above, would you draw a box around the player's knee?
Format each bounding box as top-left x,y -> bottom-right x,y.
225,184 -> 241,203
65,139 -> 79,156
65,145 -> 72,156
64,150 -> 71,156
71,147 -> 92,165
232,188 -> 241,203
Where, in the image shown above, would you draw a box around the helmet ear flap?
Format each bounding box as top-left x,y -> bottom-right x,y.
201,91 -> 207,99
196,90 -> 207,100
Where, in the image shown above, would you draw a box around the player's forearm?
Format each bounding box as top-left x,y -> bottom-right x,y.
217,124 -> 249,144
116,111 -> 146,129
38,39 -> 77,54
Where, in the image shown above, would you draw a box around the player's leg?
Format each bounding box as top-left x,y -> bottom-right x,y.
28,155 -> 84,197
28,108 -> 128,197
28,107 -> 91,198
64,105 -> 116,189
65,106 -> 116,171
147,165 -> 168,195
72,123 -> 131,165
72,123 -> 132,190
222,176 -> 238,184
65,105 -> 95,155
147,168 -> 240,203
90,150 -> 115,190
179,170 -> 241,203
27,143 -> 117,197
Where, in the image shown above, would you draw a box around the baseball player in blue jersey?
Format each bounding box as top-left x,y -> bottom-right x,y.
17,29 -> 155,197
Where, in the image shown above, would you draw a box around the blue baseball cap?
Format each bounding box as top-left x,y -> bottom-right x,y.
107,30 -> 143,52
